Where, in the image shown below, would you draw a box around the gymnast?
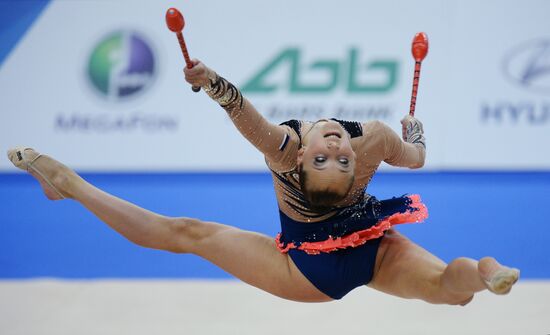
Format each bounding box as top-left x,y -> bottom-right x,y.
7,59 -> 519,305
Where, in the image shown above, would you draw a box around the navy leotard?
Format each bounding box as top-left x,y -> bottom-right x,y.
277,195 -> 423,299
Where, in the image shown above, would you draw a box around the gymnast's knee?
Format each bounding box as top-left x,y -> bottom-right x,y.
457,295 -> 474,306
426,291 -> 475,306
420,277 -> 475,306
166,217 -> 210,254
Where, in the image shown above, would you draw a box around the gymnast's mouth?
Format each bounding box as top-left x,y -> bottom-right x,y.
324,132 -> 341,139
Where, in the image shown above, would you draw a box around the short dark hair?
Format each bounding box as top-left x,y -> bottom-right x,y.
298,165 -> 355,212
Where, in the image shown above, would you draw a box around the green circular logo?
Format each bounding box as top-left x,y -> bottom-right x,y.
88,30 -> 156,101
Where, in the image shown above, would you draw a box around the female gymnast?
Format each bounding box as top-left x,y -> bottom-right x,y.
7,59 -> 519,305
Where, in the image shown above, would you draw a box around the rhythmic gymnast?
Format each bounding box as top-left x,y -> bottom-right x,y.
7,60 -> 519,305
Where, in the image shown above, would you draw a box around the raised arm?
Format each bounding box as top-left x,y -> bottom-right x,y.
184,60 -> 296,170
382,115 -> 426,168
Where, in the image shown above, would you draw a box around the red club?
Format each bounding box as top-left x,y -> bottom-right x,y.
409,32 -> 429,116
166,7 -> 200,92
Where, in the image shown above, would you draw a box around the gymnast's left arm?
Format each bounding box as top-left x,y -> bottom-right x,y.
184,59 -> 294,166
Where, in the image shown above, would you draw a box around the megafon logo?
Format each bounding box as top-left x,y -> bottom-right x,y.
87,30 -> 156,101
242,48 -> 398,94
502,38 -> 550,94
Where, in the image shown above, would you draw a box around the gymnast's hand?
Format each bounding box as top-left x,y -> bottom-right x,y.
183,59 -> 215,88
400,115 -> 425,145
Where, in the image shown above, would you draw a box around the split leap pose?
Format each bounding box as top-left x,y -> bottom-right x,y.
7,60 -> 518,305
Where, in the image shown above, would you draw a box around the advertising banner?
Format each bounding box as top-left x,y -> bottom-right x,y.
1,0 -> 548,171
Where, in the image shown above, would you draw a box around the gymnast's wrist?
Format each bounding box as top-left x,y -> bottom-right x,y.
202,69 -> 219,93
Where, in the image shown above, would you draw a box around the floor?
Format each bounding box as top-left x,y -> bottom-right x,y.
1,279 -> 548,335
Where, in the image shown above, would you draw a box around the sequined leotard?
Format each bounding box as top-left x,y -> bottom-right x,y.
202,71 -> 427,298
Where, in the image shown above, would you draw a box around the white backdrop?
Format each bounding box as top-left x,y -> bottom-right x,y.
1,0 -> 549,171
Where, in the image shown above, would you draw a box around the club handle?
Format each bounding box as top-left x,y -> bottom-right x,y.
177,32 -> 200,93
177,33 -> 192,65
409,61 -> 422,116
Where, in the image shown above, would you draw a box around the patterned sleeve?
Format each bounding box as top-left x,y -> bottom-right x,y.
202,72 -> 299,172
377,121 -> 426,168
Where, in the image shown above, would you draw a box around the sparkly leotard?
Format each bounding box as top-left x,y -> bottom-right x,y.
202,72 -> 427,299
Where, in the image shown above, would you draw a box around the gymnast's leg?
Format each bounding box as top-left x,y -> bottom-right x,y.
368,229 -> 519,305
7,148 -> 331,303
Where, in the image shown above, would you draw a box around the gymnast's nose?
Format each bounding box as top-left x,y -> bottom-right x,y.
327,140 -> 339,150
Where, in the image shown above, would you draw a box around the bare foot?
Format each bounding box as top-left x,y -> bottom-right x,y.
7,147 -> 77,200
478,257 -> 520,295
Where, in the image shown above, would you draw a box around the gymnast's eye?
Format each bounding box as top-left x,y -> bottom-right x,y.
338,157 -> 349,166
314,156 -> 327,164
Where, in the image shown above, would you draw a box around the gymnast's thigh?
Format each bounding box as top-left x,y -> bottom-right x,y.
190,220 -> 332,302
367,229 -> 447,300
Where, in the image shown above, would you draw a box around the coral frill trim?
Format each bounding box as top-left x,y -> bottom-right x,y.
276,195 -> 428,255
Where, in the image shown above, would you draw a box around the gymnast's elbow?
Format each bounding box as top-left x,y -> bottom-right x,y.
409,150 -> 426,169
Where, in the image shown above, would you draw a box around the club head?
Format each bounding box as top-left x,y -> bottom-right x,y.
412,32 -> 429,62
166,7 -> 185,32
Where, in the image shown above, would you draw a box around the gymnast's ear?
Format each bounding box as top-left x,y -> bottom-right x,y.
296,146 -> 305,167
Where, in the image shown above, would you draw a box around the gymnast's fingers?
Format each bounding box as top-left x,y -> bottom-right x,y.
184,65 -> 208,87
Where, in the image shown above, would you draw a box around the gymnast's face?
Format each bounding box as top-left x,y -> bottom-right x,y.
297,120 -> 356,195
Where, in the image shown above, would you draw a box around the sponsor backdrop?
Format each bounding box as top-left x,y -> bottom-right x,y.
1,1 -> 549,281
1,0 -> 549,171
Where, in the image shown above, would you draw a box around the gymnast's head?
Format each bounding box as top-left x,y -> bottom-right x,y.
297,119 -> 356,211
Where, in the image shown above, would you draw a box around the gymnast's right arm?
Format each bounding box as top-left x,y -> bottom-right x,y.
184,59 -> 296,169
